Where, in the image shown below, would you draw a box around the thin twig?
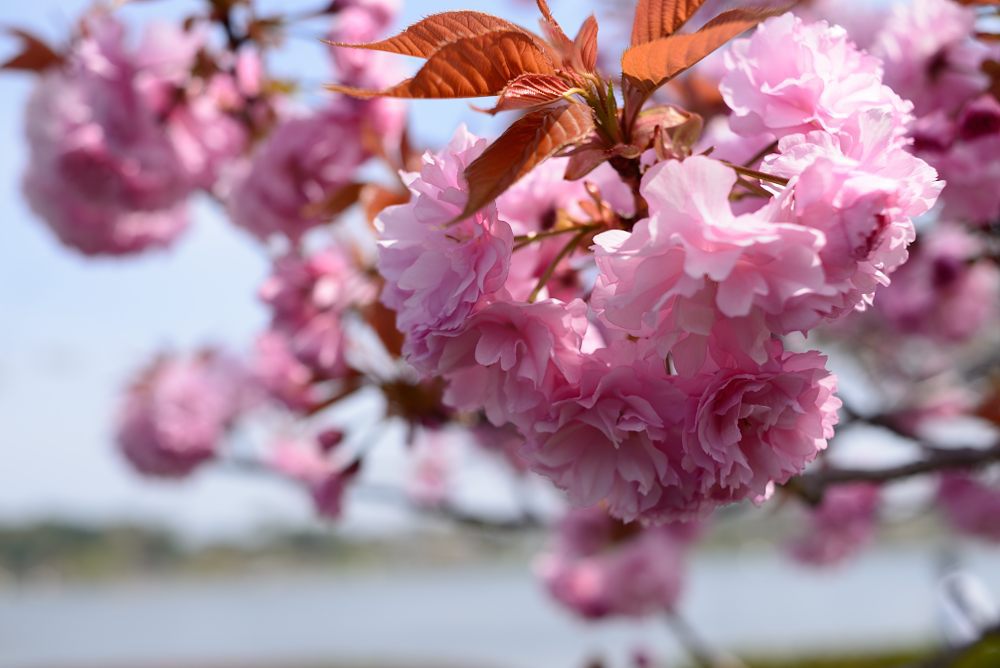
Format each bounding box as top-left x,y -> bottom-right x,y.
719,160 -> 789,186
792,442 -> 1000,504
528,229 -> 588,302
513,223 -> 600,250
666,611 -> 748,668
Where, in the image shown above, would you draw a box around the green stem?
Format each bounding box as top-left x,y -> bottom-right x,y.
528,230 -> 588,303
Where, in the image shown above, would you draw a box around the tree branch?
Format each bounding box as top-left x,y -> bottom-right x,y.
791,442 -> 1000,505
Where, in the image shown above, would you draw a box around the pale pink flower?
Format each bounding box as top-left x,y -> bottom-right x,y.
23,15 -> 193,255
268,437 -> 356,519
876,224 -> 1000,342
251,331 -> 318,413
521,346 -> 698,523
873,0 -> 994,117
228,102 -> 370,242
938,473 -> 1000,542
913,96 -> 1000,225
673,343 -> 841,519
117,352 -> 246,478
535,507 -> 695,619
766,110 -> 943,319
165,69 -> 251,192
592,155 -> 829,369
438,299 -> 588,429
721,14 -> 911,139
796,0 -> 889,51
407,428 -> 451,508
377,127 -> 513,371
260,247 -> 375,378
788,483 -> 880,566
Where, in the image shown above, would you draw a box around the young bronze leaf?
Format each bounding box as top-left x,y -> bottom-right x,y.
327,11 -> 526,59
622,5 -> 790,93
536,0 -> 573,51
2,27 -> 63,72
631,0 -> 710,46
458,103 -> 595,219
328,31 -> 556,99
574,15 -> 599,72
477,73 -> 576,114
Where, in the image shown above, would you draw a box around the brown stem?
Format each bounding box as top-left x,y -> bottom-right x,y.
608,155 -> 648,227
791,441 -> 1000,505
528,229 -> 588,302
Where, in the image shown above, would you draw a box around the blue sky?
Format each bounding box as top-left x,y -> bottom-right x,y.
0,0 -> 602,538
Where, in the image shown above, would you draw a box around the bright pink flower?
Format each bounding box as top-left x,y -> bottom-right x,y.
721,14 -> 911,139
228,102 -> 370,242
674,343 -> 841,518
535,507 -> 695,619
938,473 -> 1000,542
876,224 -> 1000,342
592,155 -> 829,369
766,110 -> 943,319
260,247 -> 375,378
377,127 -> 513,371
117,352 -> 246,478
873,0 -> 994,117
438,299 -> 588,429
251,331 -> 318,413
23,15 -> 193,255
788,483 -> 880,566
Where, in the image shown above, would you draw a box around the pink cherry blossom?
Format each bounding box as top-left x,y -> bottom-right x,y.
268,437 -> 355,519
674,343 -> 841,519
377,127 -> 513,372
521,346 -> 692,523
228,101 -> 371,242
873,0 -> 994,117
913,96 -> 1000,225
251,331 -> 319,413
721,14 -> 911,140
876,224 -> 1000,342
766,110 -> 943,319
788,483 -> 880,566
438,299 -> 588,429
592,155 -> 830,370
117,352 -> 247,478
23,15 -> 193,255
938,473 -> 1000,542
535,507 -> 695,619
260,247 -> 375,378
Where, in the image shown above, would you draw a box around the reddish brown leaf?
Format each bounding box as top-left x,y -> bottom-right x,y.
622,6 -> 790,94
563,139 -> 612,180
362,184 -> 410,225
2,27 -> 63,72
327,31 -> 556,99
631,0 -> 710,46
573,15 -> 599,72
476,73 -> 576,114
536,0 -> 573,52
458,103 -> 595,219
302,182 -> 365,220
327,11 -> 527,58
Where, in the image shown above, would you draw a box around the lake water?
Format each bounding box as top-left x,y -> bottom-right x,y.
2,544 -> 999,668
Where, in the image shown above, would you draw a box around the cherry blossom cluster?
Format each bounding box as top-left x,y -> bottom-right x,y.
377,13 -> 942,526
